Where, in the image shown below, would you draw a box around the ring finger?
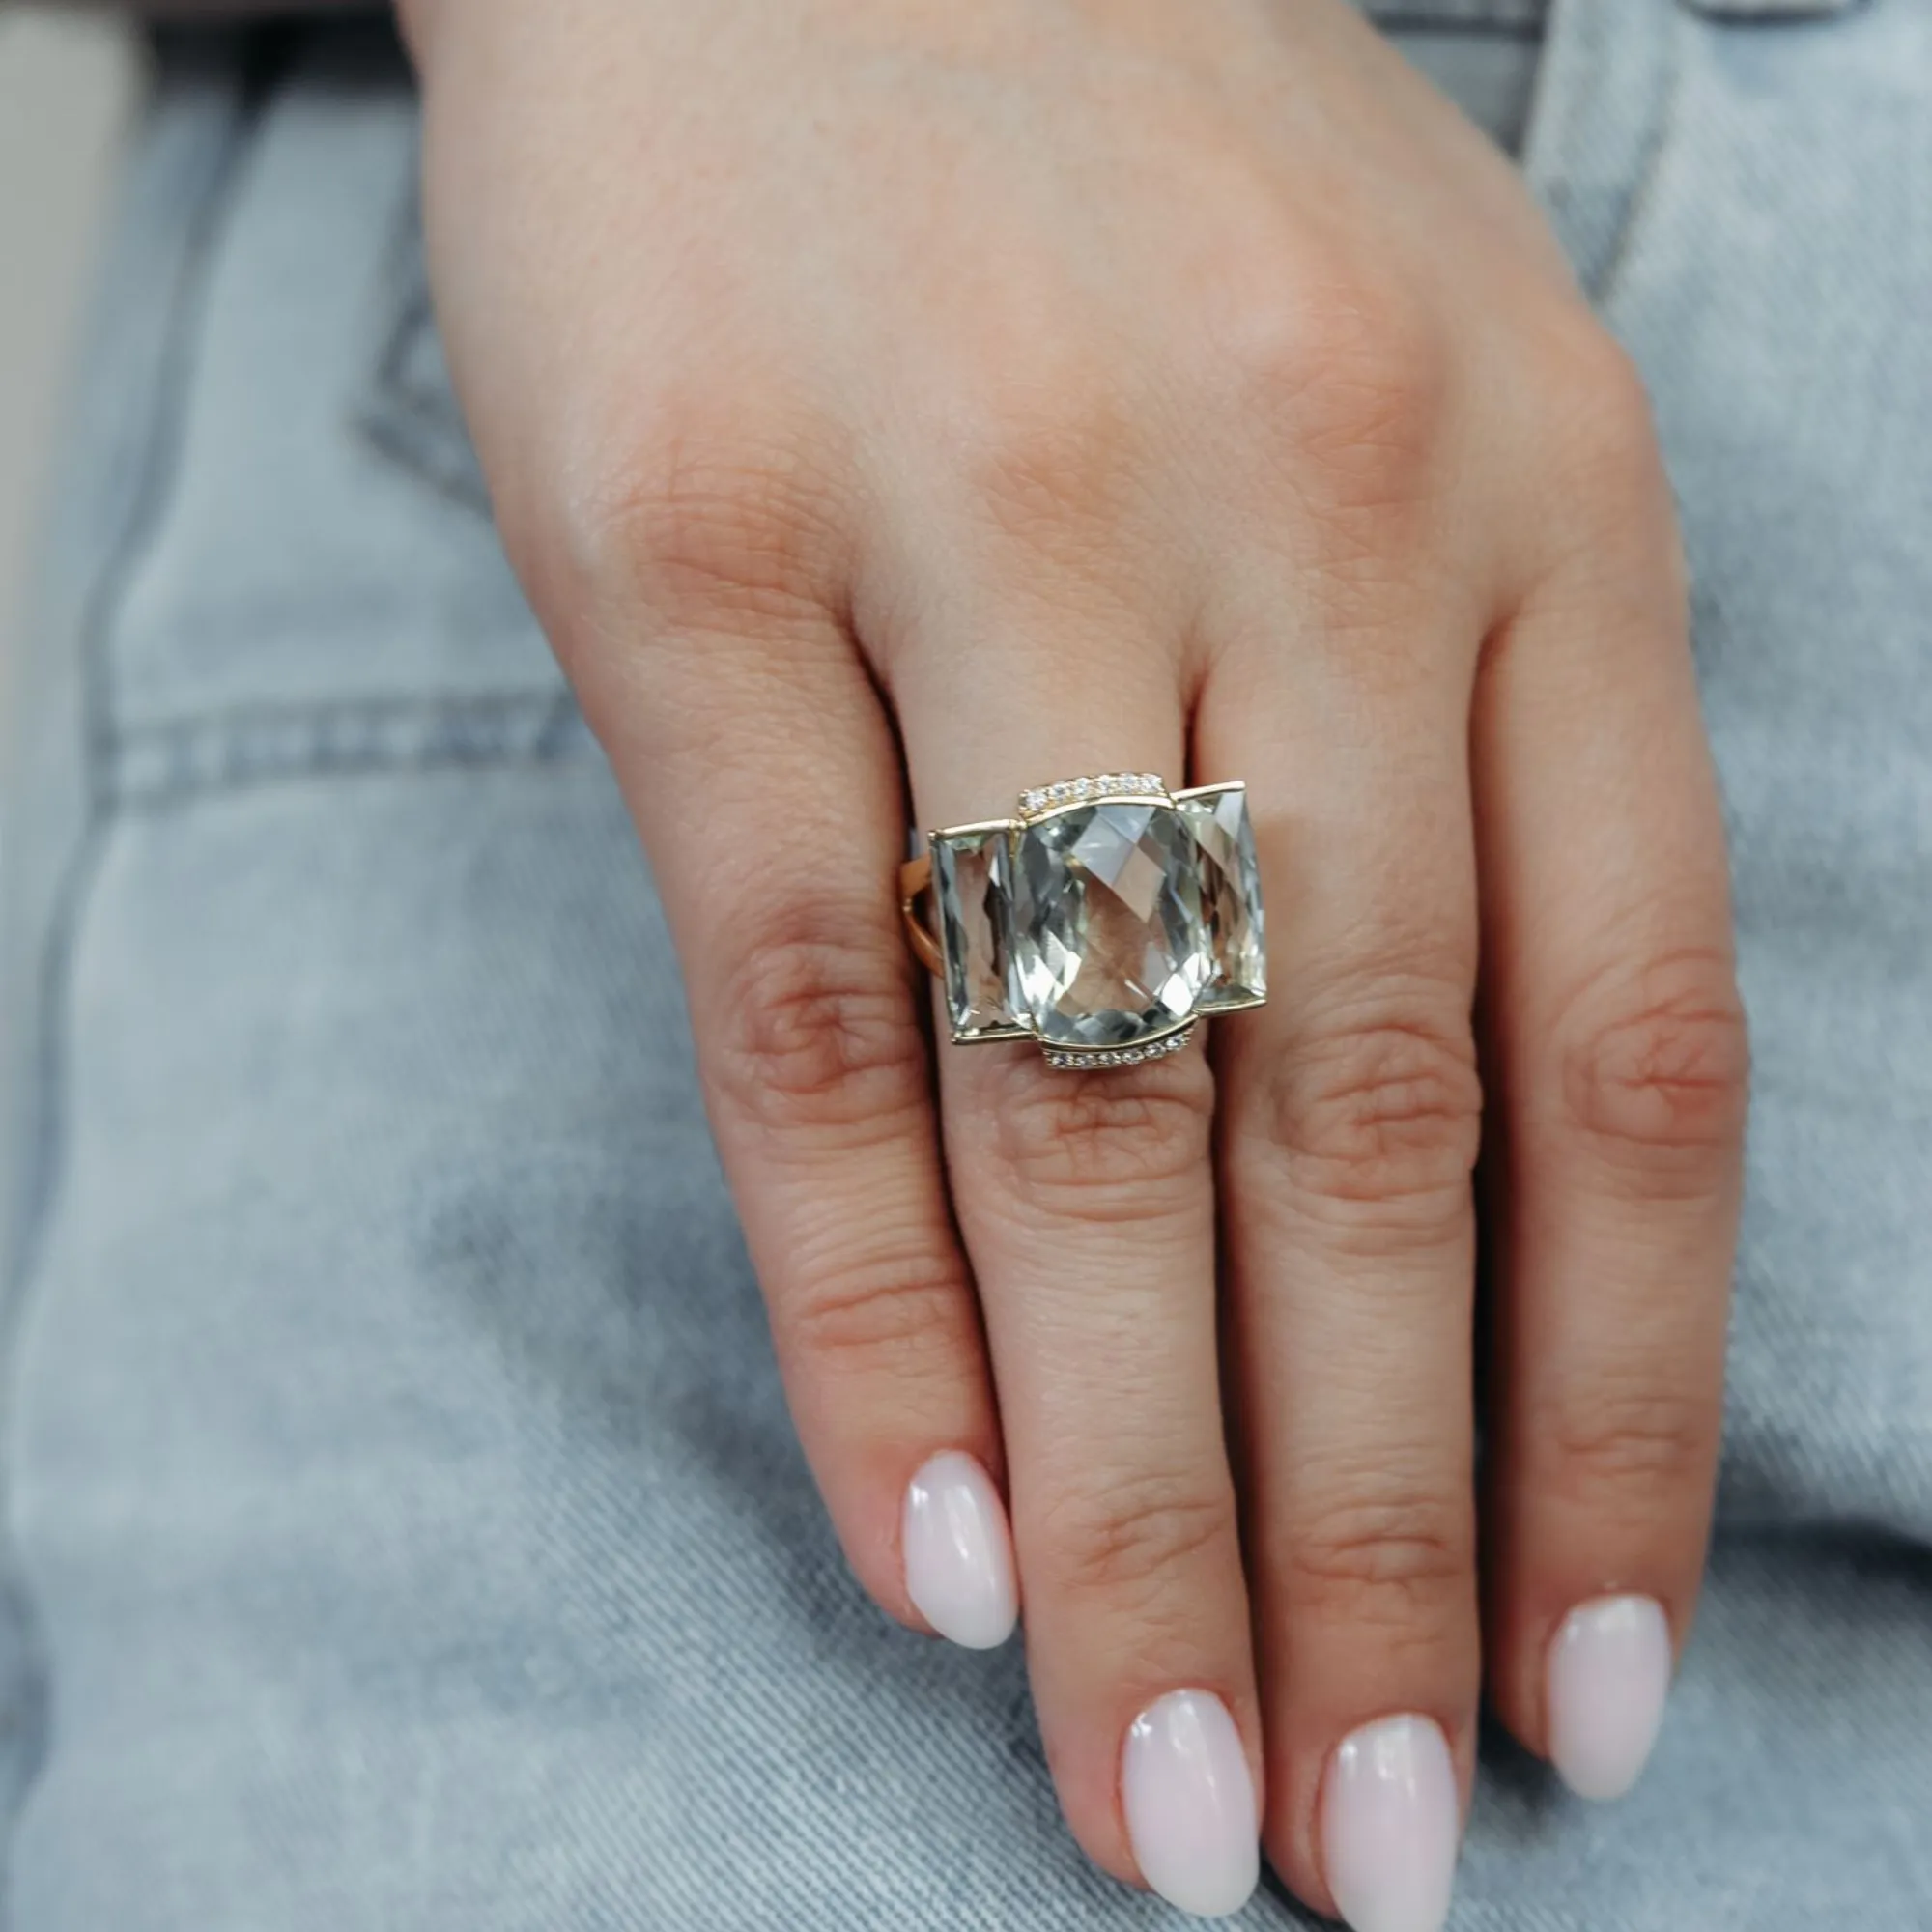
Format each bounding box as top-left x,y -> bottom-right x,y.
893,604 -> 1264,1919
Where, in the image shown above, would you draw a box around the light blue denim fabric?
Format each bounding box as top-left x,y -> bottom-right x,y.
3,2 -> 1929,1925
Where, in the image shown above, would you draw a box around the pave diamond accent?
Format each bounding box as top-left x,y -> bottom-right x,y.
1009,799 -> 1212,1048
1176,783 -> 1266,1008
1043,1026 -> 1194,1070
1020,773 -> 1164,817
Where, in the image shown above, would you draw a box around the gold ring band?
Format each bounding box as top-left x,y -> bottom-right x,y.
899,854 -> 942,979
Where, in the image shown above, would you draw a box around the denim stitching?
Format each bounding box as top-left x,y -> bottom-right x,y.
107,689 -> 598,812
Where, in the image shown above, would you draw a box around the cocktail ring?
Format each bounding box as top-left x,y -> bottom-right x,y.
900,772 -> 1266,1069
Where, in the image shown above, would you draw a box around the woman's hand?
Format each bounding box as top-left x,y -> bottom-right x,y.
402,0 -> 1747,1919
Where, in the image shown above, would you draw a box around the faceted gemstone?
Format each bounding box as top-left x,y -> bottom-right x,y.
1009,802 -> 1211,1047
1178,784 -> 1267,1008
932,826 -> 1021,1037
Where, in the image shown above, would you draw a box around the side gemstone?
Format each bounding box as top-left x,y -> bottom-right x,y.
1176,783 -> 1266,1009
931,824 -> 1022,1037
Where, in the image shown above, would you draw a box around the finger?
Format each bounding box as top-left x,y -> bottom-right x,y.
1202,606 -> 1485,1931
566,472 -> 1016,1651
1474,349 -> 1746,1800
891,602 -> 1262,1918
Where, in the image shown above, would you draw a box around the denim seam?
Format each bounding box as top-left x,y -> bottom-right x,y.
106,688 -> 597,812
0,44 -> 275,1921
1523,0 -> 1678,299
1591,7 -> 1689,306
354,174 -> 495,520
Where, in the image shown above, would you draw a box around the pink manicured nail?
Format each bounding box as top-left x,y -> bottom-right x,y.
901,1451 -> 1017,1650
1547,1594 -> 1673,1801
1321,1714 -> 1460,1932
1122,1690 -> 1259,1918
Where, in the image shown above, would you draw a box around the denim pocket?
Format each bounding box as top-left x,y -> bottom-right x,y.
95,22 -> 559,742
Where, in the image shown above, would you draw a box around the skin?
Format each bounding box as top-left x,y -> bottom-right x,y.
112,0 -> 1751,1913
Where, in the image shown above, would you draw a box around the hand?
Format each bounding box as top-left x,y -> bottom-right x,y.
401,0 -> 1747,1918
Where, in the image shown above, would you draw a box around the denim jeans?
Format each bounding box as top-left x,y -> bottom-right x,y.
3,2 -> 1928,1925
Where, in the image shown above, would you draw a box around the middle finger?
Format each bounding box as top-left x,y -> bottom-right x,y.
1206,612 -> 1486,1932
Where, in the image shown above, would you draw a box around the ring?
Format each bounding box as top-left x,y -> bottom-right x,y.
901,772 -> 1266,1069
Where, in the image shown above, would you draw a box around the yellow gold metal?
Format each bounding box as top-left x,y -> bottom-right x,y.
898,854 -> 943,979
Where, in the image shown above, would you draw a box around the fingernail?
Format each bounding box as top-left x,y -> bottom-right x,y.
1547,1594 -> 1673,1801
1122,1690 -> 1259,1918
1321,1714 -> 1460,1932
901,1451 -> 1017,1650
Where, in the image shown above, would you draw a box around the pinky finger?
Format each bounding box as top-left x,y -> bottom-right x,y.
1473,371 -> 1746,1799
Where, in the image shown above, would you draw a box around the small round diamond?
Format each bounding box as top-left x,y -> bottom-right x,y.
1042,1026 -> 1199,1070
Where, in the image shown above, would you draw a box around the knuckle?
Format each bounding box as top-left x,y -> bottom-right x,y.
570,401 -> 849,628
1557,949 -> 1750,1188
986,1056 -> 1217,1214
706,909 -> 928,1138
784,1250 -> 973,1383
1230,255 -> 1450,513
1282,1485 -> 1473,1635
1259,997 -> 1483,1233
1040,1473 -> 1237,1608
950,369 -> 1142,549
1542,1381 -> 1721,1502
1536,320 -> 1666,497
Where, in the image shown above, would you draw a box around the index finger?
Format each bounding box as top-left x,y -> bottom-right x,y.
568,495 -> 1018,1653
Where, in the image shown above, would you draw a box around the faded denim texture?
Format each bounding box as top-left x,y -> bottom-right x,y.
2,0 -> 1928,1924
